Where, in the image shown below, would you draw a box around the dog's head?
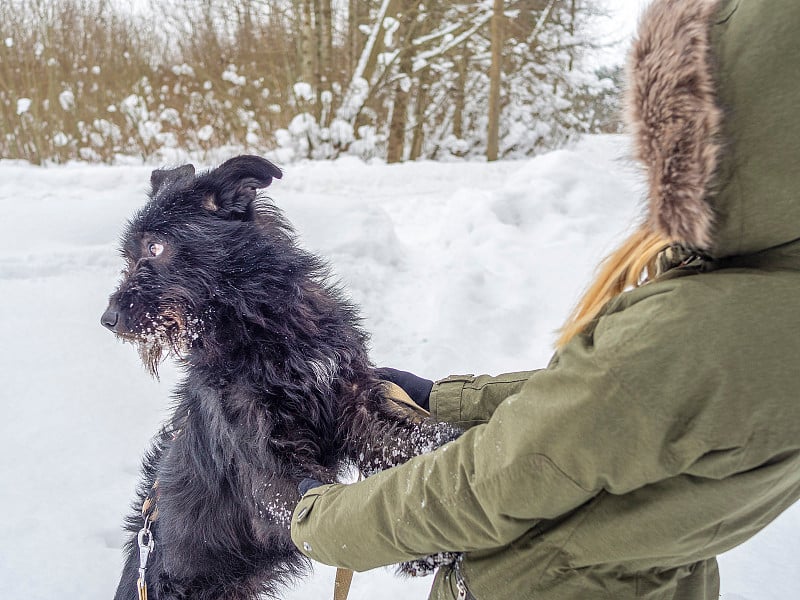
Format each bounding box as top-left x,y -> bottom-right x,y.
101,155 -> 282,376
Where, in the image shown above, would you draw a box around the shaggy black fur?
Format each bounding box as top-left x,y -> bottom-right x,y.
101,156 -> 461,599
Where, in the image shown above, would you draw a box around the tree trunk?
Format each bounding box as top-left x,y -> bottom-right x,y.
487,0 -> 504,161
452,42 -> 470,140
409,70 -> 429,160
347,0 -> 362,79
338,0 -> 396,124
361,0 -> 398,89
386,0 -> 416,163
299,0 -> 315,87
315,0 -> 334,122
568,0 -> 576,72
319,0 -> 333,86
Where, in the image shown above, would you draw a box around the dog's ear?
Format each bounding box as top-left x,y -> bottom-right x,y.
202,155 -> 282,219
150,164 -> 196,195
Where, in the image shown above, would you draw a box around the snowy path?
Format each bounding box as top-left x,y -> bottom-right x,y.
0,136 -> 797,599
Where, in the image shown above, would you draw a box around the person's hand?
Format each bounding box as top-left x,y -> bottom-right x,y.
298,477 -> 325,496
375,367 -> 433,411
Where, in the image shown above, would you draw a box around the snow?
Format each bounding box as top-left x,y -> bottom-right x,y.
0,135 -> 797,599
197,124 -> 214,142
171,63 -> 196,78
52,132 -> 69,147
16,98 -> 31,115
59,89 -> 75,111
383,16 -> 400,47
293,82 -> 315,103
288,112 -> 315,137
223,66 -> 247,87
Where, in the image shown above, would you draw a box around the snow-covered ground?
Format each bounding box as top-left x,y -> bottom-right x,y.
0,135 -> 797,599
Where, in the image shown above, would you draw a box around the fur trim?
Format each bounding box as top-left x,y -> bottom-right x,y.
625,0 -> 724,251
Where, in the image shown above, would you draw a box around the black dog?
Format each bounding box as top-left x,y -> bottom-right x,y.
101,156 -> 460,599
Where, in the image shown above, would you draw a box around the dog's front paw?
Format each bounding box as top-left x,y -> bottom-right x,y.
398,552 -> 459,577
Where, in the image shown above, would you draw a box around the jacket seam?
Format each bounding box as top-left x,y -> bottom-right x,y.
463,376 -> 531,391
524,452 -> 594,494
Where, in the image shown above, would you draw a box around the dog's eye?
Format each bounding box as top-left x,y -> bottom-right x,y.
148,242 -> 165,257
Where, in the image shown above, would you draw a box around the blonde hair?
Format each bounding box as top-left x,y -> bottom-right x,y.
556,225 -> 673,349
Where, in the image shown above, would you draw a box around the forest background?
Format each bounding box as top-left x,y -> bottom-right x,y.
0,0 -> 627,165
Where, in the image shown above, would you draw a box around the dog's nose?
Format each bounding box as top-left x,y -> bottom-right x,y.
101,308 -> 120,331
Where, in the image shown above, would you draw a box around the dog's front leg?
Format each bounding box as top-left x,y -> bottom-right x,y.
349,403 -> 461,476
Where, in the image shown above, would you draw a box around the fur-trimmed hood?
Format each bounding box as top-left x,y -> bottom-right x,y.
626,0 -> 800,259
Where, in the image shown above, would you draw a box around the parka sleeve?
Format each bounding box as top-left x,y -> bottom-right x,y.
430,371 -> 535,428
291,291 -> 709,571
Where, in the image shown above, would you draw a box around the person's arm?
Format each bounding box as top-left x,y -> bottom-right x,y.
291,357 -> 608,570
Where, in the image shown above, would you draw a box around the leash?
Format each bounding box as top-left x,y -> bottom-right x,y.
137,517 -> 154,600
136,483 -> 159,600
333,567 -> 355,600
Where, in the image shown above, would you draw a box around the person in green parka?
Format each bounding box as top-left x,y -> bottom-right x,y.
290,0 -> 800,597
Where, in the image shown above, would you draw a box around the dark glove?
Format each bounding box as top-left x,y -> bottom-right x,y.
376,367 -> 433,411
298,477 -> 325,496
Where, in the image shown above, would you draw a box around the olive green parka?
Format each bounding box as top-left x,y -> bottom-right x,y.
291,0 -> 800,597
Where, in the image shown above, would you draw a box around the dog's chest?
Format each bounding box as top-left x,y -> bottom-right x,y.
184,375 -> 343,470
